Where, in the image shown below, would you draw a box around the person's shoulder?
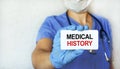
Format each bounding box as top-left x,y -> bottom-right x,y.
42,12 -> 66,26
91,13 -> 109,22
44,12 -> 66,22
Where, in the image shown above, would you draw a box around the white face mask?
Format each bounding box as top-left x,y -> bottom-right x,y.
64,0 -> 92,13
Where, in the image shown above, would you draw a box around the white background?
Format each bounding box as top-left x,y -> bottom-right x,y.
0,0 -> 120,69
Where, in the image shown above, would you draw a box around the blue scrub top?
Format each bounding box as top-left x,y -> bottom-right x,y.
36,12 -> 112,69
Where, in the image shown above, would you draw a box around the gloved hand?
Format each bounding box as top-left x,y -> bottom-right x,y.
50,25 -> 89,68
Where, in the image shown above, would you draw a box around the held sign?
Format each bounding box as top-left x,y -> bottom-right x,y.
60,30 -> 98,50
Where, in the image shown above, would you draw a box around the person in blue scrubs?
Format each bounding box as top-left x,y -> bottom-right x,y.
32,0 -> 113,69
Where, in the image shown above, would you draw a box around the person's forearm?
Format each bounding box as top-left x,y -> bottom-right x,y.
32,49 -> 54,69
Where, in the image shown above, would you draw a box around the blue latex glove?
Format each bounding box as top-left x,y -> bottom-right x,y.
50,25 -> 89,68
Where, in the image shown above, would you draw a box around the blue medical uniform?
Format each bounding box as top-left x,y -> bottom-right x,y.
36,12 -> 112,69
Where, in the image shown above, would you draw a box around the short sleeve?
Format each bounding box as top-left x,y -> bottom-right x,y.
103,19 -> 113,59
103,19 -> 112,43
36,17 -> 54,43
93,14 -> 112,42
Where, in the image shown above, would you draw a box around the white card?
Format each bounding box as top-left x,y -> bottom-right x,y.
60,30 -> 98,50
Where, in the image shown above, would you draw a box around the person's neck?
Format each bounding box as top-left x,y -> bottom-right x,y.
68,10 -> 89,25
